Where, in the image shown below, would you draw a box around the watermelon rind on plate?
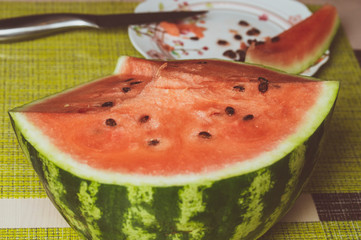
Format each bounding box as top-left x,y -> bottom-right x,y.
9,56 -> 339,240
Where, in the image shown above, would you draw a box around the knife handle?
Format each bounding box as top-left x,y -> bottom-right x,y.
0,14 -> 98,42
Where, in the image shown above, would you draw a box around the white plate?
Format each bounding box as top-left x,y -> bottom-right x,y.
128,0 -> 329,76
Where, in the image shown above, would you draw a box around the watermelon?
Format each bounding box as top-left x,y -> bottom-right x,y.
9,56 -> 339,240
245,4 -> 340,74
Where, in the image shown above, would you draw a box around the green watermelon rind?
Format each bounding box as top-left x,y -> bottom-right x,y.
8,59 -> 339,187
9,114 -> 328,240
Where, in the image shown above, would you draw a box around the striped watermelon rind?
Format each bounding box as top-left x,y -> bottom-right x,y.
9,57 -> 339,240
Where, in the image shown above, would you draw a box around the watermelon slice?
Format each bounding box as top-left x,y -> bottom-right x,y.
245,4 -> 340,74
9,56 -> 339,240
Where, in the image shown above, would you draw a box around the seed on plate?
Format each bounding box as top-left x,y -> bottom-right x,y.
217,40 -> 229,46
236,50 -> 246,62
246,28 -> 261,36
223,50 -> 237,59
234,34 -> 242,40
247,39 -> 257,45
238,20 -> 249,26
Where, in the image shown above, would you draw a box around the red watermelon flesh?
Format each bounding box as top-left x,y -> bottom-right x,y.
245,4 -> 340,74
16,57 -> 333,176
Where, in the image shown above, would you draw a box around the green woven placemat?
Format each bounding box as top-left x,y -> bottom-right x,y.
0,228 -> 80,240
1,2 -> 360,240
0,2 -> 360,200
303,25 -> 361,193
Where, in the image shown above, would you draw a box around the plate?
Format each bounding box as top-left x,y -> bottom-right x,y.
128,0 -> 329,76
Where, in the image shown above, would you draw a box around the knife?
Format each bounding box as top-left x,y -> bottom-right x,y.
0,11 -> 207,42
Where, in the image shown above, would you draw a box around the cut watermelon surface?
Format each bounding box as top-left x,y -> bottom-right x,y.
9,56 -> 339,240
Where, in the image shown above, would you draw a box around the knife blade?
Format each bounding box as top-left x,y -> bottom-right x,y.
0,11 -> 207,42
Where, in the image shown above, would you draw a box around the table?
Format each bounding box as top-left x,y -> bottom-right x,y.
0,1 -> 360,239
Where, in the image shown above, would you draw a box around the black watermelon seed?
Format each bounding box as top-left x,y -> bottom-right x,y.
247,39 -> 257,45
122,87 -> 131,93
234,34 -> 242,40
101,101 -> 113,107
139,115 -> 150,123
258,82 -> 268,93
130,81 -> 142,85
124,78 -> 134,82
148,139 -> 160,146
246,28 -> 260,36
225,106 -> 235,116
233,85 -> 245,92
197,61 -> 208,64
258,77 -> 269,93
236,50 -> 246,62
271,36 -> 280,42
223,50 -> 237,59
217,40 -> 229,46
190,36 -> 199,41
198,131 -> 212,139
239,20 -> 249,26
243,114 -> 254,121
105,118 -> 117,126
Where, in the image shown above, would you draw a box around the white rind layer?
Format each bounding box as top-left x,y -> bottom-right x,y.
10,80 -> 339,186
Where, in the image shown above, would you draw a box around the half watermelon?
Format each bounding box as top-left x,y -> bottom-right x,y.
9,56 -> 339,240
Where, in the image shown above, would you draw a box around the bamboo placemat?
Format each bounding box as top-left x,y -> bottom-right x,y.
0,2 -> 360,239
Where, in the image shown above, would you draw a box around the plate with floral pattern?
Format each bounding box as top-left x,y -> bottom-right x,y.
128,0 -> 329,76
